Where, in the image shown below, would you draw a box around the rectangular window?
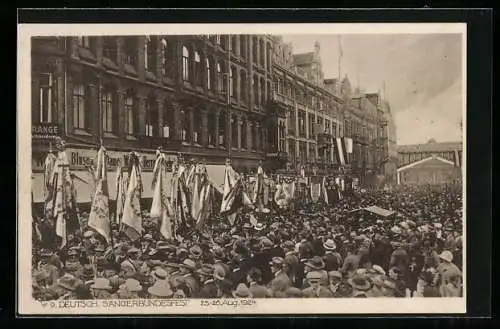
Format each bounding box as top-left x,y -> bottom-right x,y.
125,95 -> 134,135
72,84 -> 86,129
101,91 -> 114,133
77,36 -> 91,49
39,73 -> 53,123
208,113 -> 216,146
123,37 -> 137,67
102,37 -> 117,61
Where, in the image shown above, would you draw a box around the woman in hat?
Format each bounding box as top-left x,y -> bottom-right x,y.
90,277 -> 113,299
436,250 -> 462,297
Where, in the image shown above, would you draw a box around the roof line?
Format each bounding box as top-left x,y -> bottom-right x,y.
397,156 -> 455,172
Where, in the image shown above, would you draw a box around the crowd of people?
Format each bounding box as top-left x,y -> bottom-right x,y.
32,183 -> 463,300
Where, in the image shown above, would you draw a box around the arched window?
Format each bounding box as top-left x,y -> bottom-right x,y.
218,110 -> 226,147
182,46 -> 190,81
216,62 -> 222,93
125,92 -> 135,135
160,38 -> 168,76
163,104 -> 174,139
260,78 -> 266,104
206,57 -> 212,90
194,51 -> 201,86
231,115 -> 238,148
266,42 -> 272,70
231,35 -> 238,54
145,36 -> 155,72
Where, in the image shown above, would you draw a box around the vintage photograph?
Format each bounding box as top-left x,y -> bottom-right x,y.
18,23 -> 466,314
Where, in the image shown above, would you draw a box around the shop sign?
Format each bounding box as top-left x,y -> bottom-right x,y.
32,123 -> 60,140
32,148 -> 175,172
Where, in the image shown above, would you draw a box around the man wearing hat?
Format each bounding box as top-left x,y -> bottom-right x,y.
233,283 -> 253,298
55,274 -> 79,300
340,243 -> 360,276
177,258 -> 199,296
327,270 -> 343,295
302,271 -> 333,297
303,256 -> 328,287
268,257 -> 291,296
348,273 -> 371,297
282,241 -> 299,287
196,264 -> 218,298
147,278 -> 174,299
246,267 -> 272,298
117,278 -> 143,299
90,277 -> 113,299
189,245 -> 203,269
323,239 -> 342,272
36,249 -> 59,288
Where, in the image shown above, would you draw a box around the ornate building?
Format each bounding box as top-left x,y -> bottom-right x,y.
31,35 -> 274,203
397,139 -> 462,186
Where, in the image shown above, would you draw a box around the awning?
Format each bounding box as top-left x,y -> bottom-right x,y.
363,205 -> 396,217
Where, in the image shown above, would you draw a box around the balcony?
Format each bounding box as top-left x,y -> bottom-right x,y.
139,136 -> 182,151
272,91 -> 295,108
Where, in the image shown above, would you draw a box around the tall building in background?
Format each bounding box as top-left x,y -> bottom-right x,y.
31,35 -> 274,203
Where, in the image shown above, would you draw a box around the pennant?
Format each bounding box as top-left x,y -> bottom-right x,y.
121,153 -> 143,242
88,146 -> 111,244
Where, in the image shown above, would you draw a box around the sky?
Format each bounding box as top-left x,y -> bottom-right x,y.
282,34 -> 463,145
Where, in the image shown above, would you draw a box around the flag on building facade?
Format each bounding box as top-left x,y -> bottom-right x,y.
121,152 -> 143,242
43,148 -> 57,218
309,175 -> 323,203
87,146 -> 111,244
323,176 -> 340,204
170,162 -> 192,236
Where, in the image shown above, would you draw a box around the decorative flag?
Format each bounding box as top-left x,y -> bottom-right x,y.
170,162 -> 192,236
150,151 -> 174,240
87,146 -> 111,244
191,163 -> 214,229
252,165 -> 269,212
335,137 -> 346,166
51,149 -> 79,249
323,176 -> 340,204
121,152 -> 143,242
43,148 -> 56,217
115,164 -> 127,225
220,164 -> 245,225
309,175 -> 323,203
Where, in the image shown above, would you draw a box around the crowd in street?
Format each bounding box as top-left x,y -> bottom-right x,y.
32,184 -> 463,300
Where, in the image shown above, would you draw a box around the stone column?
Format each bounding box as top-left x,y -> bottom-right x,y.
157,97 -> 164,137
305,111 -> 310,140
235,35 -> 241,57
201,109 -> 208,146
255,122 -> 260,151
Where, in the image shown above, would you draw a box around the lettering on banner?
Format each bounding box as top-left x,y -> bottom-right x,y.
32,123 -> 60,140
39,299 -> 191,310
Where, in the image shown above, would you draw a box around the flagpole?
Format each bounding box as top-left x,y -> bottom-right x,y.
227,34 -> 232,160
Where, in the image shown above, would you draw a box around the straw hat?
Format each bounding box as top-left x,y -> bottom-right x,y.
304,256 -> 325,270
439,250 -> 453,263
269,257 -> 285,267
147,281 -> 173,298
306,271 -> 322,282
90,278 -> 112,290
57,274 -> 78,292
196,264 -> 215,277
348,274 -> 371,291
323,239 -> 337,251
371,265 -> 386,276
254,223 -> 266,231
179,259 -> 197,271
153,268 -> 168,281
120,278 -> 143,292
